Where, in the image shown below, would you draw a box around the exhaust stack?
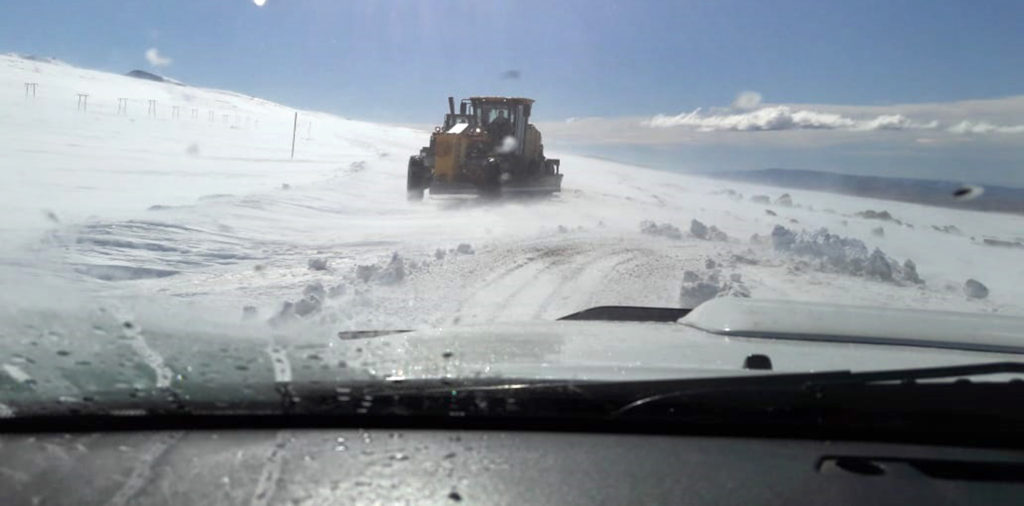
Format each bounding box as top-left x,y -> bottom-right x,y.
448,96 -> 455,115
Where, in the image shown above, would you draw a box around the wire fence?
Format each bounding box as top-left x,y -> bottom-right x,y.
16,82 -> 321,158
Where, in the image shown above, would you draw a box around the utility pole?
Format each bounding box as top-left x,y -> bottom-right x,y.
291,112 -> 298,160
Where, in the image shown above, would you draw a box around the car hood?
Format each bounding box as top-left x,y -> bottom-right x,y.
2,298 -> 1023,411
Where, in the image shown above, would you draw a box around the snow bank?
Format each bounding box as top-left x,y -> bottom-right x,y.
679,269 -> 750,308
690,219 -> 728,241
770,226 -> 923,285
640,221 -> 683,240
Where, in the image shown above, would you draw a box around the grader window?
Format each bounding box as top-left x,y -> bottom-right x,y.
480,105 -> 512,125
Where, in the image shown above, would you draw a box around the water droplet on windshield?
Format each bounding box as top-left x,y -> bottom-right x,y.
56,350 -> 70,356
390,452 -> 409,461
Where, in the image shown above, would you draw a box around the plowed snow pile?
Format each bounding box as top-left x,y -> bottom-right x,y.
2,53 -> 1023,340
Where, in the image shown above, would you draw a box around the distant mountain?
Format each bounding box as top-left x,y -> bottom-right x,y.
712,169 -> 1024,215
125,70 -> 185,86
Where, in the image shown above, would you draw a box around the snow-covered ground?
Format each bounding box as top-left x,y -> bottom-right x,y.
2,53 -> 1023,343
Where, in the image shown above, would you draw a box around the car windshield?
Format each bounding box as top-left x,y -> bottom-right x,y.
1,1 -> 1023,411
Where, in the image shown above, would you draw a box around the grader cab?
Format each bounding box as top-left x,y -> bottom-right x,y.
407,96 -> 562,200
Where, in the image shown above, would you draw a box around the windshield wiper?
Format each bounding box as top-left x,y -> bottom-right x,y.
3,362 -> 1022,447
612,360 -> 1024,415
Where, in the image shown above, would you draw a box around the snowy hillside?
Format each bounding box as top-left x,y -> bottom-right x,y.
2,53 -> 1023,342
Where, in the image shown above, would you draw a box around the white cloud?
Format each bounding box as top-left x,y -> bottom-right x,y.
731,91 -> 762,110
947,120 -> 1024,135
645,106 -> 938,132
145,48 -> 172,67
535,94 -> 1024,152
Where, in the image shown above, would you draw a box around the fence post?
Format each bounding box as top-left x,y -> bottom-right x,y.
24,83 -> 38,98
76,94 -> 89,111
291,112 -> 298,160
117,98 -> 128,115
147,99 -> 157,117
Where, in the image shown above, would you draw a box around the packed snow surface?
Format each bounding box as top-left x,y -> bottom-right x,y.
2,53 -> 1023,346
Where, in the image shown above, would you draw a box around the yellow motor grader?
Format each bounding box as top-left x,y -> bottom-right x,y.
407,96 -> 562,200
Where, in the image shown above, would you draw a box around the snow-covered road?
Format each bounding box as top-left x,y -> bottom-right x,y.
2,53 -> 1023,343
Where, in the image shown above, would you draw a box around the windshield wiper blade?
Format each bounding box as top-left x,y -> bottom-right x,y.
798,361 -> 1024,386
610,361 -> 1024,417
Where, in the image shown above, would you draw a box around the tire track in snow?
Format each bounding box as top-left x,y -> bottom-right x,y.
455,239 -> 637,323
530,250 -> 640,320
105,431 -> 184,506
122,325 -> 174,389
265,345 -> 292,383
443,255 -> 537,325
249,431 -> 290,506
456,256 -> 566,323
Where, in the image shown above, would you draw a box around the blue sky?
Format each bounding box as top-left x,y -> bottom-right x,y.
3,0 -> 1024,184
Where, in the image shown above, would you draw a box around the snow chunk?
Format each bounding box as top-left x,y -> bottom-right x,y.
308,257 -> 329,271
866,248 -> 893,281
732,254 -> 759,266
456,243 -> 475,255
355,253 -> 408,284
679,270 -> 750,308
707,226 -> 728,241
690,219 -> 708,239
690,220 -> 728,241
775,194 -> 793,207
750,195 -> 771,204
871,226 -> 885,237
434,248 -> 447,260
375,253 -> 407,284
327,283 -> 347,298
902,260 -> 923,284
856,210 -> 902,225
303,282 -> 326,300
293,296 -> 322,317
770,226 -> 923,285
964,279 -> 989,299
932,224 -> 962,235
640,221 -> 683,240
355,264 -> 378,283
